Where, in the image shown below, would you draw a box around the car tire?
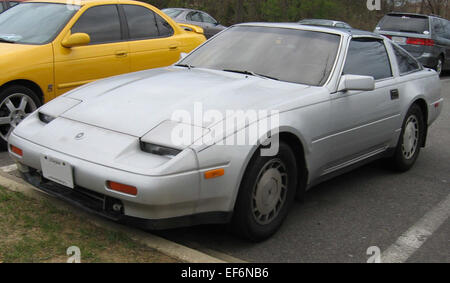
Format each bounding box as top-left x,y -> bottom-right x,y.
231,142 -> 298,242
0,85 -> 41,150
391,104 -> 425,172
435,56 -> 444,77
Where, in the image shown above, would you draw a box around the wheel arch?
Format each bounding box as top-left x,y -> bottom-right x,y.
234,130 -> 310,208
411,98 -> 429,147
0,80 -> 44,105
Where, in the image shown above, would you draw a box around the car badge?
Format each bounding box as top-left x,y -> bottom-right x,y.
75,133 -> 85,140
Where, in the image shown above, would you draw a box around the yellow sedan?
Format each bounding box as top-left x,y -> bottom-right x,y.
0,0 -> 206,146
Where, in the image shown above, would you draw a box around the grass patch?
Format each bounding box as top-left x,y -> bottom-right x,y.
0,186 -> 178,263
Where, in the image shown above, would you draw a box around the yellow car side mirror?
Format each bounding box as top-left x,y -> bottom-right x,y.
62,33 -> 91,48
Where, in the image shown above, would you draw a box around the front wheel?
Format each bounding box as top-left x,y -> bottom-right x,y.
391,104 -> 425,172
0,85 -> 41,149
232,142 -> 298,242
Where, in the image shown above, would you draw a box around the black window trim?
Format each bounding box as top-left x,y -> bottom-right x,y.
70,4 -> 126,46
341,36 -> 394,82
119,4 -> 174,42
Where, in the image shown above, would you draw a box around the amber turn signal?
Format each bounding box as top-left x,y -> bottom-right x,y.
107,181 -> 138,196
204,168 -> 225,179
10,145 -> 23,157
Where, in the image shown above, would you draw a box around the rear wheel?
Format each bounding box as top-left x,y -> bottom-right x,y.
435,55 -> 444,76
391,104 -> 425,172
0,85 -> 40,149
232,142 -> 298,242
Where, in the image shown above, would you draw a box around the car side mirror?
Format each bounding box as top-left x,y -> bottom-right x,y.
62,33 -> 90,48
338,75 -> 375,92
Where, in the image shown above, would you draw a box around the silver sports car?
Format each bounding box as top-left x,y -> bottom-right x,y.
9,23 -> 443,241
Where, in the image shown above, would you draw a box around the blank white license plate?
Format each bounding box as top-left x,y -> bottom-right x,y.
40,155 -> 74,189
392,36 -> 406,44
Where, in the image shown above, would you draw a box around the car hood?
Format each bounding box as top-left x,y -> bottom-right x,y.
62,67 -> 311,137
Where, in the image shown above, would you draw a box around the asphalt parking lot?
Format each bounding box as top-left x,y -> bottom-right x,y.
1,76 -> 449,263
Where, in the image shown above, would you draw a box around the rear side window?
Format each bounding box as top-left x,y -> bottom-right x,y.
187,11 -> 202,22
123,5 -> 159,40
162,8 -> 183,18
72,5 -> 122,44
392,44 -> 421,75
343,39 -> 392,80
378,14 -> 430,35
202,12 -> 217,24
0,5 -> 4,13
155,13 -> 174,37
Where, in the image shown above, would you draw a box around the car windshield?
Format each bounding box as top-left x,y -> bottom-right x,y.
180,26 -> 341,86
378,14 -> 430,34
0,3 -> 76,44
162,8 -> 183,18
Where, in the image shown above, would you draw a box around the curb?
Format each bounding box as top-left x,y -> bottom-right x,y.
0,171 -> 226,263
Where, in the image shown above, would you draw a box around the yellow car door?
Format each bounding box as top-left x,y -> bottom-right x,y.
121,4 -> 181,72
53,4 -> 130,96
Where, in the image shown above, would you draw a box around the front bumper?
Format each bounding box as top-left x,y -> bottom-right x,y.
8,133 -> 231,229
19,169 -> 230,230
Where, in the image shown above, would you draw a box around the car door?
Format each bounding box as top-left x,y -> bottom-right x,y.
121,4 -> 180,73
326,38 -> 401,172
53,4 -> 130,96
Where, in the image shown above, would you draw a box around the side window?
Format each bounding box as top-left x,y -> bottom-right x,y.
9,2 -> 20,7
343,39 -> 392,80
0,5 -> 4,13
71,5 -> 122,44
202,13 -> 217,24
446,21 -> 450,40
187,12 -> 202,22
123,5 -> 159,40
392,44 -> 421,75
155,13 -> 174,37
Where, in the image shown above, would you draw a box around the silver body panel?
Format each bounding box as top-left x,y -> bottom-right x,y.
9,24 -> 443,223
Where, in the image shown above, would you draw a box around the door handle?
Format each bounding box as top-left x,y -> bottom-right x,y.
169,44 -> 178,50
390,89 -> 400,100
115,50 -> 128,57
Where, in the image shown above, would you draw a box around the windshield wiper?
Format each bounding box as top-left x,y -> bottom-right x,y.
223,69 -> 279,81
175,63 -> 194,69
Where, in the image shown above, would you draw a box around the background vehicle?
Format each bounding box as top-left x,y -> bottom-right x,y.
9,24 -> 442,242
0,0 -> 21,13
375,12 -> 450,76
0,0 -> 206,148
162,8 -> 226,39
299,19 -> 352,29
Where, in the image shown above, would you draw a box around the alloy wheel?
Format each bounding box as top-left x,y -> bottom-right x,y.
0,93 -> 38,142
